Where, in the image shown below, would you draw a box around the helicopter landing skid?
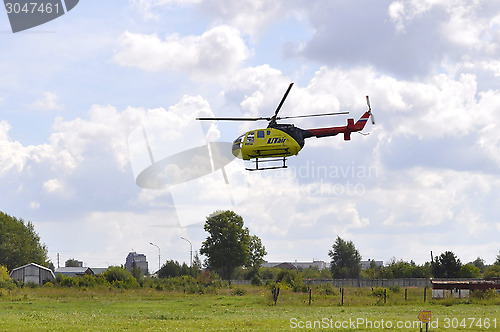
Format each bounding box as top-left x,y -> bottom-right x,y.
246,157 -> 288,171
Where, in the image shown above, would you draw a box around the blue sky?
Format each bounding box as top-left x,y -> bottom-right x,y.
1,0 -> 499,270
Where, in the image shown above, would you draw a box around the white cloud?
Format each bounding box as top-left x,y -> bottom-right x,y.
0,121 -> 28,175
43,179 -> 64,194
388,1 -> 406,32
113,25 -> 250,81
388,0 -> 500,48
128,94 -> 218,181
30,201 -> 40,210
33,91 -> 63,110
476,89 -> 500,167
201,0 -> 290,36
131,0 -> 202,20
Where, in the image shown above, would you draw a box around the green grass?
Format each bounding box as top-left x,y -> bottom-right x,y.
0,286 -> 498,331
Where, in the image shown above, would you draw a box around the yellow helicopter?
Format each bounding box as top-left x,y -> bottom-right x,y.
197,83 -> 374,170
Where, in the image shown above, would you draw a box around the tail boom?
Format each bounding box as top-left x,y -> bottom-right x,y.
305,111 -> 372,141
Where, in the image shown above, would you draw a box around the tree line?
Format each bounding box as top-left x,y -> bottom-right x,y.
328,236 -> 500,280
1,209 -> 499,281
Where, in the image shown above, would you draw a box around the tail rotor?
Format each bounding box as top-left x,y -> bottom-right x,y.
366,96 -> 375,125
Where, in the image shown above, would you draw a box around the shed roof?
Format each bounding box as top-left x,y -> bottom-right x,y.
431,280 -> 500,290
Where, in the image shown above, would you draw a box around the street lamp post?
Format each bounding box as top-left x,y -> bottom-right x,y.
180,237 -> 193,268
149,242 -> 160,273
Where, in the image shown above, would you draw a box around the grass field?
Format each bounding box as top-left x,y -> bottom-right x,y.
0,286 -> 498,331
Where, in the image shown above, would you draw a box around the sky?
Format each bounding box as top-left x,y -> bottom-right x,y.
1,0 -> 499,271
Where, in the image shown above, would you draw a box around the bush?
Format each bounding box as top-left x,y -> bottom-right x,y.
24,281 -> 38,288
104,267 -> 133,283
316,283 -> 337,295
0,265 -> 16,289
56,274 -> 76,287
250,274 -> 263,286
389,285 -> 400,293
77,274 -> 109,288
371,287 -> 385,297
470,289 -> 498,300
260,267 -> 278,281
231,287 -> 246,296
0,279 -> 17,289
43,281 -> 54,288
275,270 -> 307,292
0,265 -> 9,280
196,270 -> 223,288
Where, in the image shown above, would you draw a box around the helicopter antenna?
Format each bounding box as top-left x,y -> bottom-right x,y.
268,82 -> 294,127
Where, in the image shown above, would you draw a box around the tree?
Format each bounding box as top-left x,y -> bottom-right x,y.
458,264 -> 481,278
484,264 -> 500,278
65,259 -> 80,267
0,211 -> 48,271
200,211 -> 265,280
246,235 -> 267,269
158,260 -> 181,278
328,236 -> 361,278
193,253 -> 202,272
130,261 -> 143,280
432,251 -> 461,278
469,257 -> 486,273
495,251 -> 500,266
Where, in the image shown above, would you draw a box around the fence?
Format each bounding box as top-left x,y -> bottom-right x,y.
304,278 -> 431,288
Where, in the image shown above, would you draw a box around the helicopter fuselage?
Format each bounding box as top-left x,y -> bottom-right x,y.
232,125 -> 304,160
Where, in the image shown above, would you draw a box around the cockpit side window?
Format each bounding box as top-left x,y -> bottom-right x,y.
257,130 -> 265,138
245,132 -> 255,145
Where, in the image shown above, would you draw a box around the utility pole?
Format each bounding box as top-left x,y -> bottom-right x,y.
181,237 -> 193,268
149,242 -> 160,273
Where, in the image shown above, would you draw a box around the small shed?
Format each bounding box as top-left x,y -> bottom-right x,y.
55,267 -> 94,277
9,263 -> 55,285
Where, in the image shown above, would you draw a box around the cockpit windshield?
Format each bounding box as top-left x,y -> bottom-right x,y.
233,134 -> 245,146
232,134 -> 245,154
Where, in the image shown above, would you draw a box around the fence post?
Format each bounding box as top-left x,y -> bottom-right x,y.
272,286 -> 280,305
341,287 -> 344,306
309,288 -> 312,305
405,288 -> 407,301
424,287 -> 427,302
384,288 -> 387,304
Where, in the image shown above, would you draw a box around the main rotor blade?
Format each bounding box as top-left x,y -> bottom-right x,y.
278,111 -> 349,120
196,117 -> 268,121
273,82 -> 294,119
